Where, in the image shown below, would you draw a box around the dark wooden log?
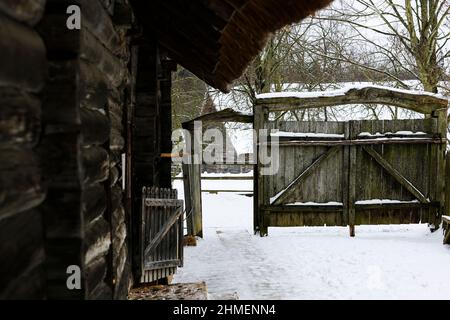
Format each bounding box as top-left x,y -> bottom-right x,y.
0,147 -> 45,220
111,186 -> 124,215
0,88 -> 41,147
110,128 -> 125,151
109,166 -> 120,187
83,183 -> 107,224
85,216 -> 111,265
113,220 -> 127,254
113,244 -> 127,289
81,146 -> 110,186
85,256 -> 108,297
81,107 -> 110,146
0,0 -> 46,25
38,11 -> 127,87
109,109 -> 123,133
80,61 -> 109,112
0,12 -> 46,91
0,209 -> 45,299
78,0 -> 126,58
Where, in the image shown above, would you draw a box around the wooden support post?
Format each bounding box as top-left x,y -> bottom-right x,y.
253,104 -> 268,236
342,122 -> 350,227
348,121 -> 357,237
433,109 -> 447,231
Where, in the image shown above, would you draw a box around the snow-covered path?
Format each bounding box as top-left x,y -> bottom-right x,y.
173,179 -> 450,300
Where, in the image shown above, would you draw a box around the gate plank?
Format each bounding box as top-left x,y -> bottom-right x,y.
362,146 -> 429,203
272,146 -> 340,205
144,206 -> 183,258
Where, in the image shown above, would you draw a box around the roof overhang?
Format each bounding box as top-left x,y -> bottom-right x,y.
130,0 -> 333,92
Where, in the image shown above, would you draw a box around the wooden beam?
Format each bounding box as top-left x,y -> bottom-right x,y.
263,205 -> 343,213
264,137 -> 444,147
182,108 -> 253,131
362,146 -> 429,204
272,146 -> 340,205
257,86 -> 448,115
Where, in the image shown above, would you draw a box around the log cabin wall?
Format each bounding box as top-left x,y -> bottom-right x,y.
0,0 -> 137,299
0,0 -> 47,299
36,0 -> 134,299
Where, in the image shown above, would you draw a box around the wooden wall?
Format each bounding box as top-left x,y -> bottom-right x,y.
0,0 -> 144,299
0,0 -> 47,299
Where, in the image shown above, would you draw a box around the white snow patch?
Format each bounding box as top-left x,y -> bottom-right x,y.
356,199 -> 420,205
286,201 -> 343,206
172,176 -> 450,300
271,132 -> 344,138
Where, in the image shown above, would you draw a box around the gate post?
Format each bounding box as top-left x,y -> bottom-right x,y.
253,104 -> 269,236
347,121 -> 358,237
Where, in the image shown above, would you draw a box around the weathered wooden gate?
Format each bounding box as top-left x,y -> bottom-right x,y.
139,187 -> 184,283
254,87 -> 448,236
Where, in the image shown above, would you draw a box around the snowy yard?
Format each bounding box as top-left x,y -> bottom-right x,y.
172,177 -> 450,300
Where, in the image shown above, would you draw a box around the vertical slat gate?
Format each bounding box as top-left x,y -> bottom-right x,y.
140,186 -> 183,283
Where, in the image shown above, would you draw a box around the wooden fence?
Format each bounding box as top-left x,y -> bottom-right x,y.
139,187 -> 184,283
254,87 -> 448,236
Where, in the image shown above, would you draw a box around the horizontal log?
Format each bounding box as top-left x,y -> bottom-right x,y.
38,12 -> 128,87
85,216 -> 111,265
110,128 -> 125,151
0,209 -> 45,295
0,88 -> 41,146
0,12 -> 46,91
0,147 -> 45,220
0,0 -> 45,25
81,146 -> 110,185
78,0 -> 124,56
80,60 -> 109,112
83,183 -> 107,224
81,107 -> 110,146
257,86 -> 449,115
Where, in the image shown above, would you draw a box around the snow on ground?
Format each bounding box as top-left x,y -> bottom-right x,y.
172,176 -> 450,300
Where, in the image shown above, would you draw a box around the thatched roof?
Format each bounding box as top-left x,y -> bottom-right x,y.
130,0 -> 333,92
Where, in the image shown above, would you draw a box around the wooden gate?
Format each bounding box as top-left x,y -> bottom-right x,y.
254,87 -> 448,236
139,187 -> 184,283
